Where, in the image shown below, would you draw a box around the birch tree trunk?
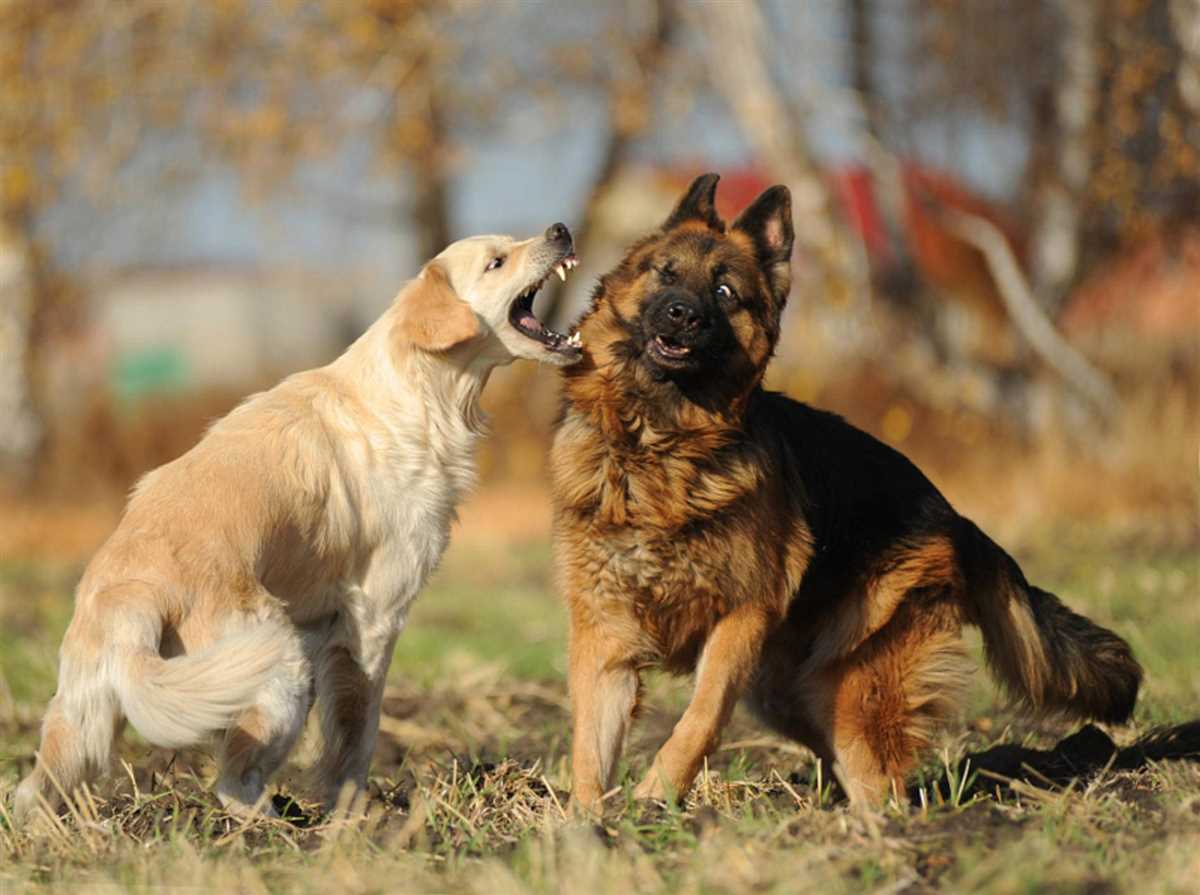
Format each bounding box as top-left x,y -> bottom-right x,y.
1170,0 -> 1200,117
1028,0 -> 1099,317
0,224 -> 42,485
693,1 -> 867,306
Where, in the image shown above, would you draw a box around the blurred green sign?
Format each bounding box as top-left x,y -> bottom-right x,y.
112,347 -> 189,403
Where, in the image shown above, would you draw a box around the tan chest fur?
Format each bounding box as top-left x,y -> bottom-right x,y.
551,410 -> 806,670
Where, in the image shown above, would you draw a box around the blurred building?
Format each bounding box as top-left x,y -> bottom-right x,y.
40,265 -> 362,427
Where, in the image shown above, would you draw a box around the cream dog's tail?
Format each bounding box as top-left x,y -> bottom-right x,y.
13,598 -> 288,821
117,621 -> 290,749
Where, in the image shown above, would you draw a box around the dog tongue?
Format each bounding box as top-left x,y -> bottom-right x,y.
515,308 -> 543,333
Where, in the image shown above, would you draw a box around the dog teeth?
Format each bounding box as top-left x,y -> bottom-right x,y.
567,331 -> 582,347
553,256 -> 579,281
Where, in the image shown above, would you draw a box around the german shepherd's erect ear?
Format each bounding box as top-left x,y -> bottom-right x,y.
732,186 -> 794,304
663,172 -> 725,232
392,261 -> 481,353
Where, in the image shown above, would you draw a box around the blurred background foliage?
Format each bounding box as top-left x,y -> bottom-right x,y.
0,0 -> 1196,547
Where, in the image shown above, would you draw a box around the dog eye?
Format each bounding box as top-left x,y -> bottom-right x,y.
485,256 -> 505,272
716,283 -> 737,305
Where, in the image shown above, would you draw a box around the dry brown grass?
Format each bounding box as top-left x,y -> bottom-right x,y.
2,673 -> 1198,894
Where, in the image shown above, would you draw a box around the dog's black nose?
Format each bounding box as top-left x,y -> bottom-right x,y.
666,300 -> 704,333
545,222 -> 572,245
649,289 -> 714,341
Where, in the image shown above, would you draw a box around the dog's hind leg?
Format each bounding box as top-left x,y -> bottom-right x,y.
806,600 -> 971,807
13,644 -> 119,822
214,624 -> 311,816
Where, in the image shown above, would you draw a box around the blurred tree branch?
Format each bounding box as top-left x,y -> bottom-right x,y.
938,206 -> 1121,424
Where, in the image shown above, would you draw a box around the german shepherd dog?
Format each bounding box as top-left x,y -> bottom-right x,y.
550,174 -> 1142,810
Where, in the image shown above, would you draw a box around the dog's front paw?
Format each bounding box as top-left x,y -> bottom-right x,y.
632,772 -> 675,804
568,784 -> 607,820
217,792 -> 280,820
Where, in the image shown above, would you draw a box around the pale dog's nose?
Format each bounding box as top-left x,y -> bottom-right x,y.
545,222 -> 572,245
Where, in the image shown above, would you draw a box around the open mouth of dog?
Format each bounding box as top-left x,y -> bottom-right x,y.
647,333 -> 698,369
508,254 -> 584,356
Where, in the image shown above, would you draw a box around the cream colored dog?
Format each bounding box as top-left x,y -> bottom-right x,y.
13,225 -> 582,820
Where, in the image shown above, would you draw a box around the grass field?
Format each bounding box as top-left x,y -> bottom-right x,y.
1,490 -> 1198,894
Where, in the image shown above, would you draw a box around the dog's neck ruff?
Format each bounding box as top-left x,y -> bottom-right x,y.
405,347 -> 494,440
562,358 -> 743,456
331,312 -> 507,507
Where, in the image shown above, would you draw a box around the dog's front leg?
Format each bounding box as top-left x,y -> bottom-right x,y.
568,614 -> 640,815
312,619 -> 399,812
635,604 -> 771,803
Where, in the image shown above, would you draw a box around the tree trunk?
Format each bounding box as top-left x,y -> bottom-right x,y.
0,223 -> 42,487
543,0 -> 677,327
850,0 -> 917,297
850,0 -> 881,137
410,83 -> 452,264
693,0 -> 866,306
1028,0 -> 1099,316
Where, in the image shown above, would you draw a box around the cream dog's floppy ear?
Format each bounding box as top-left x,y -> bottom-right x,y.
392,262 -> 481,352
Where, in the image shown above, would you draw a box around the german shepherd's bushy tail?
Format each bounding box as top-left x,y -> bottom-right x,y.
955,518 -> 1142,723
